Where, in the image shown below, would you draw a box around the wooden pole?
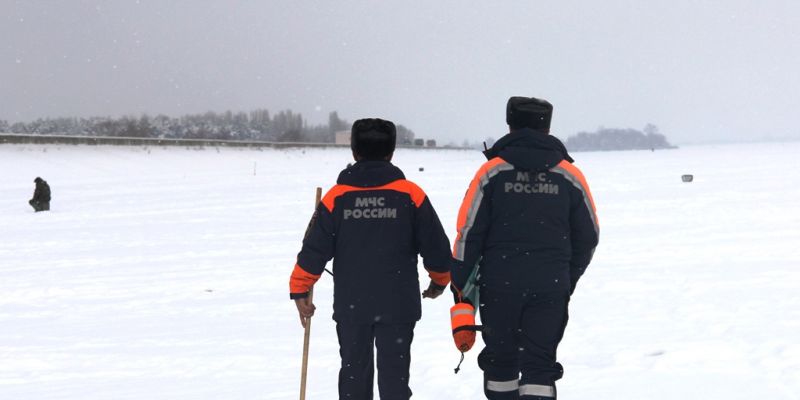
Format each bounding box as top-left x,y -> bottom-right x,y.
300,187 -> 322,400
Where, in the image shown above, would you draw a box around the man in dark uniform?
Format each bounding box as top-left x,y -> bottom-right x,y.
451,97 -> 599,399
29,177 -> 51,212
289,118 -> 452,400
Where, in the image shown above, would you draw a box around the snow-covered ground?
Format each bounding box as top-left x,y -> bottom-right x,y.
1,142 -> 798,399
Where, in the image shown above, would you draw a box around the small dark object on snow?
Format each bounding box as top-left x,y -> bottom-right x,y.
681,174 -> 694,183
419,167 -> 424,172
29,177 -> 51,212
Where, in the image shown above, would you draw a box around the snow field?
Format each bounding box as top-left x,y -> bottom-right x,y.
1,142 -> 799,399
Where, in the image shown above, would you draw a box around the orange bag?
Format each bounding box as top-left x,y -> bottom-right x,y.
450,302 -> 478,352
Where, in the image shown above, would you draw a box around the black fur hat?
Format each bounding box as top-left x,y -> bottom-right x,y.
351,118 -> 396,160
506,96 -> 553,132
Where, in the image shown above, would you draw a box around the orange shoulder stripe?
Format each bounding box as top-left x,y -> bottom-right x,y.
321,184 -> 350,212
553,160 -> 599,231
452,157 -> 514,259
321,180 -> 427,212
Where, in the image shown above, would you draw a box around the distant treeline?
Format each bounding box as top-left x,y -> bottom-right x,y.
564,124 -> 675,151
0,109 -> 416,144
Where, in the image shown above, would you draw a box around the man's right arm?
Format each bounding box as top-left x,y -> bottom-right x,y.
289,202 -> 336,299
451,158 -> 512,296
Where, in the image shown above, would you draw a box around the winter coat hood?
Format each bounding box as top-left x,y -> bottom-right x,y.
483,128 -> 574,172
336,160 -> 405,187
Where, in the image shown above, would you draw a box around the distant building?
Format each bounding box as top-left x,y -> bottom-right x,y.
335,130 -> 350,145
426,139 -> 436,147
413,138 -> 424,146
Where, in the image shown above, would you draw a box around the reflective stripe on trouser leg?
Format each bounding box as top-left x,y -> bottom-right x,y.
484,377 -> 520,400
486,379 -> 519,392
520,383 -> 556,398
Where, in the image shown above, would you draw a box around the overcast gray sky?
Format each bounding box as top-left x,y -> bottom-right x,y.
2,0 -> 799,144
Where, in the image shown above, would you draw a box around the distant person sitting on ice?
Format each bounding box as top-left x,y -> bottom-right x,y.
29,177 -> 51,212
289,118 -> 452,400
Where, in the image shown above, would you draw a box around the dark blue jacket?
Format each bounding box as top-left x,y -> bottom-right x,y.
33,180 -> 51,202
451,129 -> 599,294
290,161 -> 451,323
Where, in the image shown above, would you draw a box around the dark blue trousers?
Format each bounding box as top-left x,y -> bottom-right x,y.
29,199 -> 50,212
477,288 -> 570,399
336,321 -> 415,400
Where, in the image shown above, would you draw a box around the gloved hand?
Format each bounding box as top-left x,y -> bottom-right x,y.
450,302 -> 478,352
422,280 -> 446,299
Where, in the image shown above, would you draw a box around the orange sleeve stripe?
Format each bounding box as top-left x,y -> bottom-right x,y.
452,157 -> 512,258
289,263 -> 322,294
555,161 -> 597,214
321,180 -> 427,212
554,160 -> 599,230
427,270 -> 451,286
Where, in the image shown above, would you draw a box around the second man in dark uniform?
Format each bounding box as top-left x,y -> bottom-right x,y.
451,97 -> 599,399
